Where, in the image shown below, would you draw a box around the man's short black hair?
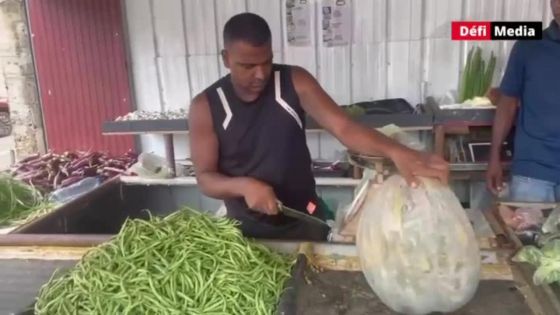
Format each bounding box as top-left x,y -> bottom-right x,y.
223,13 -> 271,47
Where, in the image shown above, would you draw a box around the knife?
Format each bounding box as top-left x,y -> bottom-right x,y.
276,200 -> 330,227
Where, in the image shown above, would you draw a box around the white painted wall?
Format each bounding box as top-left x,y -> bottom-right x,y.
0,75 -> 7,100
0,0 -> 45,162
123,0 -> 553,161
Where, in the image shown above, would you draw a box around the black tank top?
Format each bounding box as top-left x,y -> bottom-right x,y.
204,64 -> 318,229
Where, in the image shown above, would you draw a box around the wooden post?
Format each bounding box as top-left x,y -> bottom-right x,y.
163,133 -> 176,177
434,124 -> 445,158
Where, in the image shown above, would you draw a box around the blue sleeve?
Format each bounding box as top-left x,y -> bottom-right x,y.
499,42 -> 525,98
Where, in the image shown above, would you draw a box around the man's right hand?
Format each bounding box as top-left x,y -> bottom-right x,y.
242,178 -> 279,215
486,157 -> 504,195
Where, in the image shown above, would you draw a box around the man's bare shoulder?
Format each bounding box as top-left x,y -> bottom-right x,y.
190,92 -> 210,109
290,65 -> 318,94
188,92 -> 212,126
290,65 -> 314,82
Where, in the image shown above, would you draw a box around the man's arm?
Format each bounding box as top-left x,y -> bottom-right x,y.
188,94 -> 278,214
487,41 -> 524,194
291,66 -> 448,184
489,95 -> 518,160
487,95 -> 518,194
292,71 -> 399,158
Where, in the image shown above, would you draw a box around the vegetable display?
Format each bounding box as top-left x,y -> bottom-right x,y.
35,209 -> 294,315
10,150 -> 137,193
0,175 -> 50,226
513,239 -> 560,285
458,46 -> 497,103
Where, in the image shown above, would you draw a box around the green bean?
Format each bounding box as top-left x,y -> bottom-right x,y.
35,208 -> 294,315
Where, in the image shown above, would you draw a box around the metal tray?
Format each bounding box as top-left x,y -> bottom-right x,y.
347,152 -> 391,171
102,119 -> 189,134
426,98 -> 495,126
306,100 -> 434,130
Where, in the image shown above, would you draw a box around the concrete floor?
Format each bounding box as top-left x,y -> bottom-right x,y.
297,270 -> 532,315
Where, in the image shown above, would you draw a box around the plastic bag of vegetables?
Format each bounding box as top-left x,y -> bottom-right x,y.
357,175 -> 480,315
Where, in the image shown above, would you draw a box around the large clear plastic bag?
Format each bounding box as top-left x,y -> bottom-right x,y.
357,175 -> 480,314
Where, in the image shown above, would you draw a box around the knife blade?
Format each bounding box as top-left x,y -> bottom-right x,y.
277,201 -> 330,227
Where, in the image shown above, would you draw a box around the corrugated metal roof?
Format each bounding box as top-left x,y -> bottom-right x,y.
28,0 -> 134,154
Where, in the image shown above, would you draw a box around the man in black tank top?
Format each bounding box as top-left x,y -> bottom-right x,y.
189,13 -> 448,241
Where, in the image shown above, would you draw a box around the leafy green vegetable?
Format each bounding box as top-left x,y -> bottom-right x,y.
537,232 -> 560,247
514,240 -> 560,285
542,238 -> 560,259
534,261 -> 560,285
482,52 -> 496,97
513,245 -> 543,266
35,209 -> 295,315
469,47 -> 482,101
457,46 -> 497,103
0,175 -> 48,226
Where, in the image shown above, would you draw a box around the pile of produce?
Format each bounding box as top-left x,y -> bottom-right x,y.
0,175 -> 51,226
115,109 -> 188,121
458,46 -> 497,103
514,239 -> 560,285
35,209 -> 295,315
10,150 -> 137,193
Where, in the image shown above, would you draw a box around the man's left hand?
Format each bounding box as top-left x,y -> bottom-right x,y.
390,147 -> 449,186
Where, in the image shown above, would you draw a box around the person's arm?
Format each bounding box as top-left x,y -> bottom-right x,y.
487,95 -> 518,193
188,94 -> 278,214
487,42 -> 525,194
490,96 -> 518,160
291,67 -> 448,185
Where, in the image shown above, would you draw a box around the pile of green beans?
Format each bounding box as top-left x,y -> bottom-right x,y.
35,209 -> 295,315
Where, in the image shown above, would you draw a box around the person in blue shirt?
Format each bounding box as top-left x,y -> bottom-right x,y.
487,0 -> 560,203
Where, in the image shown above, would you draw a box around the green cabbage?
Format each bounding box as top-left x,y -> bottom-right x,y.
512,246 -> 543,266
513,240 -> 560,285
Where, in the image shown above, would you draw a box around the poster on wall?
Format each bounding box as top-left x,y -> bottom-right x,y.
322,0 -> 352,47
286,0 -> 312,47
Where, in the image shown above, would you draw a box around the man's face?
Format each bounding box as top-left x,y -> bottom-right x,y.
222,40 -> 273,100
553,0 -> 560,24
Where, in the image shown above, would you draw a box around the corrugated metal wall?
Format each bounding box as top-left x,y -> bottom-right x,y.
124,0 -> 553,160
28,0 -> 134,153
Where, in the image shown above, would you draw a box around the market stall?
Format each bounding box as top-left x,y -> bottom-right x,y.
101,99 -> 433,179
0,156 -> 549,314
1,0 -> 558,313
0,110 -> 548,314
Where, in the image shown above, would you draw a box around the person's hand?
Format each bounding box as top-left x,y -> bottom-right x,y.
241,178 -> 279,215
486,156 -> 504,195
390,147 -> 449,186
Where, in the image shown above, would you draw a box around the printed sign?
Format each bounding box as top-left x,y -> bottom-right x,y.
322,0 -> 352,47
286,0 -> 312,47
